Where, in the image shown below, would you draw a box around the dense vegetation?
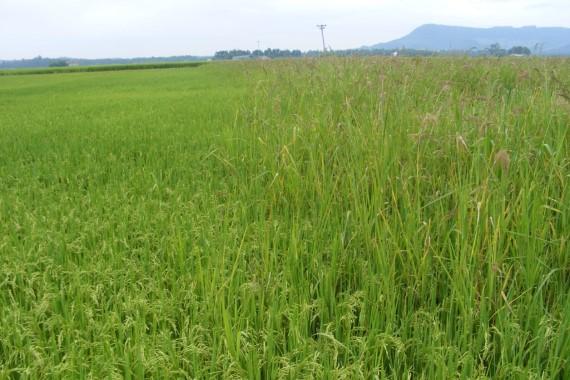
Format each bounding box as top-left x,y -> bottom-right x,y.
0,58 -> 568,378
213,45 -> 536,61
214,49 -> 304,60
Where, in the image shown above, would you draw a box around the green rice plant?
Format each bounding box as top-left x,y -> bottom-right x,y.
0,57 -> 568,379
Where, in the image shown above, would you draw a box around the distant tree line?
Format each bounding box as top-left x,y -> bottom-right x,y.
214,48 -> 441,60
470,44 -> 532,57
312,49 -> 435,57
213,44 -> 533,60
1,43 -> 536,71
49,60 -> 69,68
214,49 -> 303,60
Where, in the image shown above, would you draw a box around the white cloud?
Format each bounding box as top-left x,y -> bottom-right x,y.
0,0 -> 568,59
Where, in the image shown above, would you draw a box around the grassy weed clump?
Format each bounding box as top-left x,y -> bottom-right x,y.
0,58 -> 568,378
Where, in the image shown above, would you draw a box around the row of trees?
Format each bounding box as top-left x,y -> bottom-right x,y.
49,60 -> 69,67
214,48 -> 444,60
213,49 -> 303,60
481,44 -> 532,57
2,44 -> 534,70
214,44 -> 533,60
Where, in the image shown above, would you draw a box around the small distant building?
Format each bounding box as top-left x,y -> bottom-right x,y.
67,61 -> 80,67
392,51 -> 399,57
232,55 -> 271,61
233,55 -> 253,61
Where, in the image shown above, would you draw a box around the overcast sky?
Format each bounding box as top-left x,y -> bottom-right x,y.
1,0 -> 569,59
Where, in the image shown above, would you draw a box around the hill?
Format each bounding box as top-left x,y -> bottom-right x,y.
544,44 -> 570,56
364,24 -> 570,54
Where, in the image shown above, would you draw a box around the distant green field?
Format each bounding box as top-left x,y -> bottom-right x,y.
0,61 -> 206,76
0,58 -> 569,379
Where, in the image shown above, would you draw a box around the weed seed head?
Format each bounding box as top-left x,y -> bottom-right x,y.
494,149 -> 511,172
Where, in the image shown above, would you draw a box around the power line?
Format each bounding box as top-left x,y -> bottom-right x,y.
316,25 -> 327,52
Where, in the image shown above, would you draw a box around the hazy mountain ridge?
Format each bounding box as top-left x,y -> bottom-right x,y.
365,24 -> 570,55
545,44 -> 570,55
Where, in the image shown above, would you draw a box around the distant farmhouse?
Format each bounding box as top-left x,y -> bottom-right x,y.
232,55 -> 271,61
232,55 -> 252,61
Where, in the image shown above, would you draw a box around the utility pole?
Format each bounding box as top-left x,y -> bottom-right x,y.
316,25 -> 327,52
257,40 -> 261,51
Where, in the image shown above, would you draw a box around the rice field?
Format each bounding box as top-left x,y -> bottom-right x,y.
0,61 -> 206,76
0,57 -> 569,379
